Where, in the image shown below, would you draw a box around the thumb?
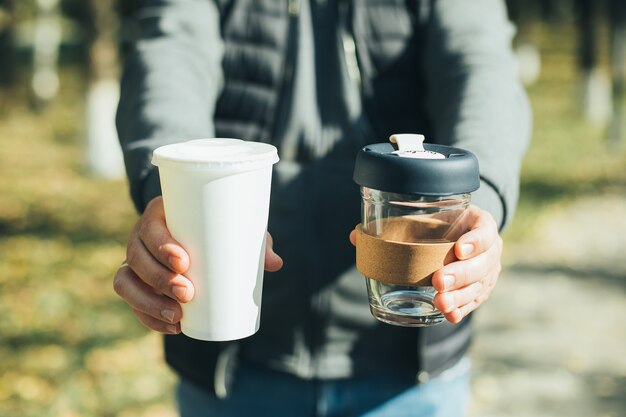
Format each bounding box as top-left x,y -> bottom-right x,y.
264,232 -> 284,272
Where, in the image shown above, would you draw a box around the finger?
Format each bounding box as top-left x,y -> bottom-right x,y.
444,300 -> 478,324
113,265 -> 184,326
133,309 -> 181,335
433,281 -> 484,314
137,197 -> 190,274
264,232 -> 284,272
432,241 -> 501,292
454,207 -> 499,260
441,269 -> 499,324
474,271 -> 498,305
349,229 -> 356,247
441,210 -> 471,242
126,235 -> 194,302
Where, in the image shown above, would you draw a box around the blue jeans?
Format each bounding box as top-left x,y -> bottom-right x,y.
176,358 -> 471,417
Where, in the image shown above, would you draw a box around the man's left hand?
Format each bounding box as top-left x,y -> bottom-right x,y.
431,205 -> 503,324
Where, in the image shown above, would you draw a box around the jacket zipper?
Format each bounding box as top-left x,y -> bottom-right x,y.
338,0 -> 377,145
268,0 -> 300,144
339,1 -> 361,89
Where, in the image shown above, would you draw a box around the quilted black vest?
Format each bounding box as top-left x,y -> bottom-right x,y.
213,0 -> 432,143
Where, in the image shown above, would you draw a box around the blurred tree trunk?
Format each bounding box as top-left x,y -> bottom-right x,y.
0,0 -> 15,80
577,0 -> 613,125
607,0 -> 626,146
85,0 -> 125,179
0,0 -> 15,109
31,0 -> 62,109
506,0 -> 542,86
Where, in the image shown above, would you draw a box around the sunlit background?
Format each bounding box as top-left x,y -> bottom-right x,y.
0,1 -> 624,416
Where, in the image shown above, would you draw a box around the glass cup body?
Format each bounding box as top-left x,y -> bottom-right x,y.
360,187 -> 471,327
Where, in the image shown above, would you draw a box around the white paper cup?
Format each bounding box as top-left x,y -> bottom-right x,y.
152,138 -> 279,341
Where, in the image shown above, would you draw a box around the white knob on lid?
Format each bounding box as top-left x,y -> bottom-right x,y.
390,134 -> 445,159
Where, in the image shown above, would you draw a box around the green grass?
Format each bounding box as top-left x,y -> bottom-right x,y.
504,24 -> 626,243
0,69 -> 177,417
0,22 -> 625,417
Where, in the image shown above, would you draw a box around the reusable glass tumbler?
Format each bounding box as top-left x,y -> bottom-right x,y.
353,134 -> 480,327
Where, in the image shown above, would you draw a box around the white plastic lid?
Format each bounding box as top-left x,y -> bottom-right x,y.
151,138 -> 279,170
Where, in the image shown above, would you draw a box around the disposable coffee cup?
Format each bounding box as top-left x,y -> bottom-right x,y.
152,138 -> 279,341
353,134 -> 479,327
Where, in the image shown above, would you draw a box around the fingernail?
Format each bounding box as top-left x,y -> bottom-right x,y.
169,254 -> 184,270
166,325 -> 178,334
443,275 -> 455,291
440,293 -> 456,313
460,243 -> 474,258
161,309 -> 176,323
172,286 -> 187,302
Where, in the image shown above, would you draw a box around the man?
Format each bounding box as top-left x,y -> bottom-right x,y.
114,0 -> 531,416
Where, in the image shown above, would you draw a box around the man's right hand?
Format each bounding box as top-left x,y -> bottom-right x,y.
113,196 -> 193,334
113,196 -> 283,334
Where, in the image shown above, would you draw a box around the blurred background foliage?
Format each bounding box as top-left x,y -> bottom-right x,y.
0,1 -> 625,417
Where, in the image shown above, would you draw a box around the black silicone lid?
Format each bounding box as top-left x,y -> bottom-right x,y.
353,143 -> 480,196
